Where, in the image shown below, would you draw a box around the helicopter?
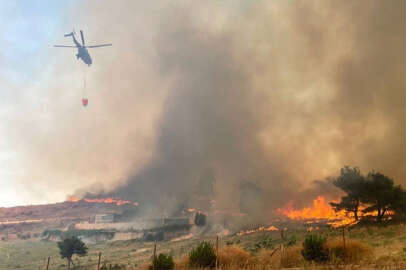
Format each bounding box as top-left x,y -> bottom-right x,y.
54,30 -> 112,66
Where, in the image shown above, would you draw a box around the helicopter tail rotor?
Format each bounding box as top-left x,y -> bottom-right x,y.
64,29 -> 76,37
80,30 -> 85,46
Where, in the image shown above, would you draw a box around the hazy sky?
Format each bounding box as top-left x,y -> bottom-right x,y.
1,0 -> 170,206
0,0 -> 71,206
1,1 -> 77,206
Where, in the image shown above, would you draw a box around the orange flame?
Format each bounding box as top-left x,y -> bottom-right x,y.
276,196 -> 356,227
67,196 -> 80,202
237,225 -> 279,236
84,197 -> 132,206
67,197 -> 138,207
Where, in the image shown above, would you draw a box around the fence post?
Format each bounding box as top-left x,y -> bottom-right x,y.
342,226 -> 347,261
46,256 -> 50,270
152,242 -> 157,270
280,229 -> 285,266
216,235 -> 219,269
97,252 -> 102,270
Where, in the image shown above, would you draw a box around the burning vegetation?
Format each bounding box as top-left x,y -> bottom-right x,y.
63,166 -> 406,239
276,196 -> 354,228
67,196 -> 138,206
276,167 -> 404,228
236,226 -> 279,236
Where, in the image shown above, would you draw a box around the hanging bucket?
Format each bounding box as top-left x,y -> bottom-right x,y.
82,98 -> 88,107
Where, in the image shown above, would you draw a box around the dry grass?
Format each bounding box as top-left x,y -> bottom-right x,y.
170,241 -> 371,269
174,246 -> 252,270
373,255 -> 406,270
172,246 -> 279,270
137,241 -> 382,270
135,263 -> 150,270
217,245 -> 305,269
217,245 -> 251,268
99,224 -> 406,269
255,248 -> 281,268
281,245 -> 306,268
326,238 -> 373,264
174,256 -> 190,270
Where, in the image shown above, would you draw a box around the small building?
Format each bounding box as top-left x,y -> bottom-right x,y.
95,214 -> 114,224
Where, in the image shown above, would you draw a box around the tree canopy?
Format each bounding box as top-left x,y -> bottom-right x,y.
362,171 -> 406,222
57,236 -> 88,270
331,166 -> 406,223
330,166 -> 365,221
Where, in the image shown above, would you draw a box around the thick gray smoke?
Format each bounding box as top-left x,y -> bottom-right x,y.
100,1 -> 406,217
5,1 -> 406,216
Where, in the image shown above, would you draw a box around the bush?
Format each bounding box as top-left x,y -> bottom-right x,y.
149,253 -> 174,270
17,233 -> 31,240
249,236 -> 274,253
327,238 -> 373,263
189,241 -> 217,268
301,234 -> 329,263
285,235 -> 297,247
143,231 -> 164,242
194,212 -> 207,227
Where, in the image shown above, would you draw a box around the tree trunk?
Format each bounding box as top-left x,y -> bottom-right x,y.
381,208 -> 387,220
353,200 -> 359,221
353,209 -> 359,221
377,208 -> 384,222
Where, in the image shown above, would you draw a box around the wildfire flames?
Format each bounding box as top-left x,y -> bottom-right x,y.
237,225 -> 279,236
67,196 -> 80,202
67,196 -> 138,206
276,196 -> 356,227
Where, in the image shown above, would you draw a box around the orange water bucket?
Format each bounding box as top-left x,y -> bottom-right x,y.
82,98 -> 88,107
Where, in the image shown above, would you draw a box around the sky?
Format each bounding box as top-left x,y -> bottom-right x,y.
1,1 -> 74,78
0,0 -> 170,206
1,1 -> 77,206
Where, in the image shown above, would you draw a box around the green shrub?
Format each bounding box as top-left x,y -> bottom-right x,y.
301,234 -> 329,263
143,231 -> 164,242
189,241 -> 216,268
194,212 -> 207,226
249,236 -> 274,253
149,253 -> 174,270
285,235 -> 297,247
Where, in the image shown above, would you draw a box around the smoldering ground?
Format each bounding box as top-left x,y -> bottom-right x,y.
4,1 -> 406,218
